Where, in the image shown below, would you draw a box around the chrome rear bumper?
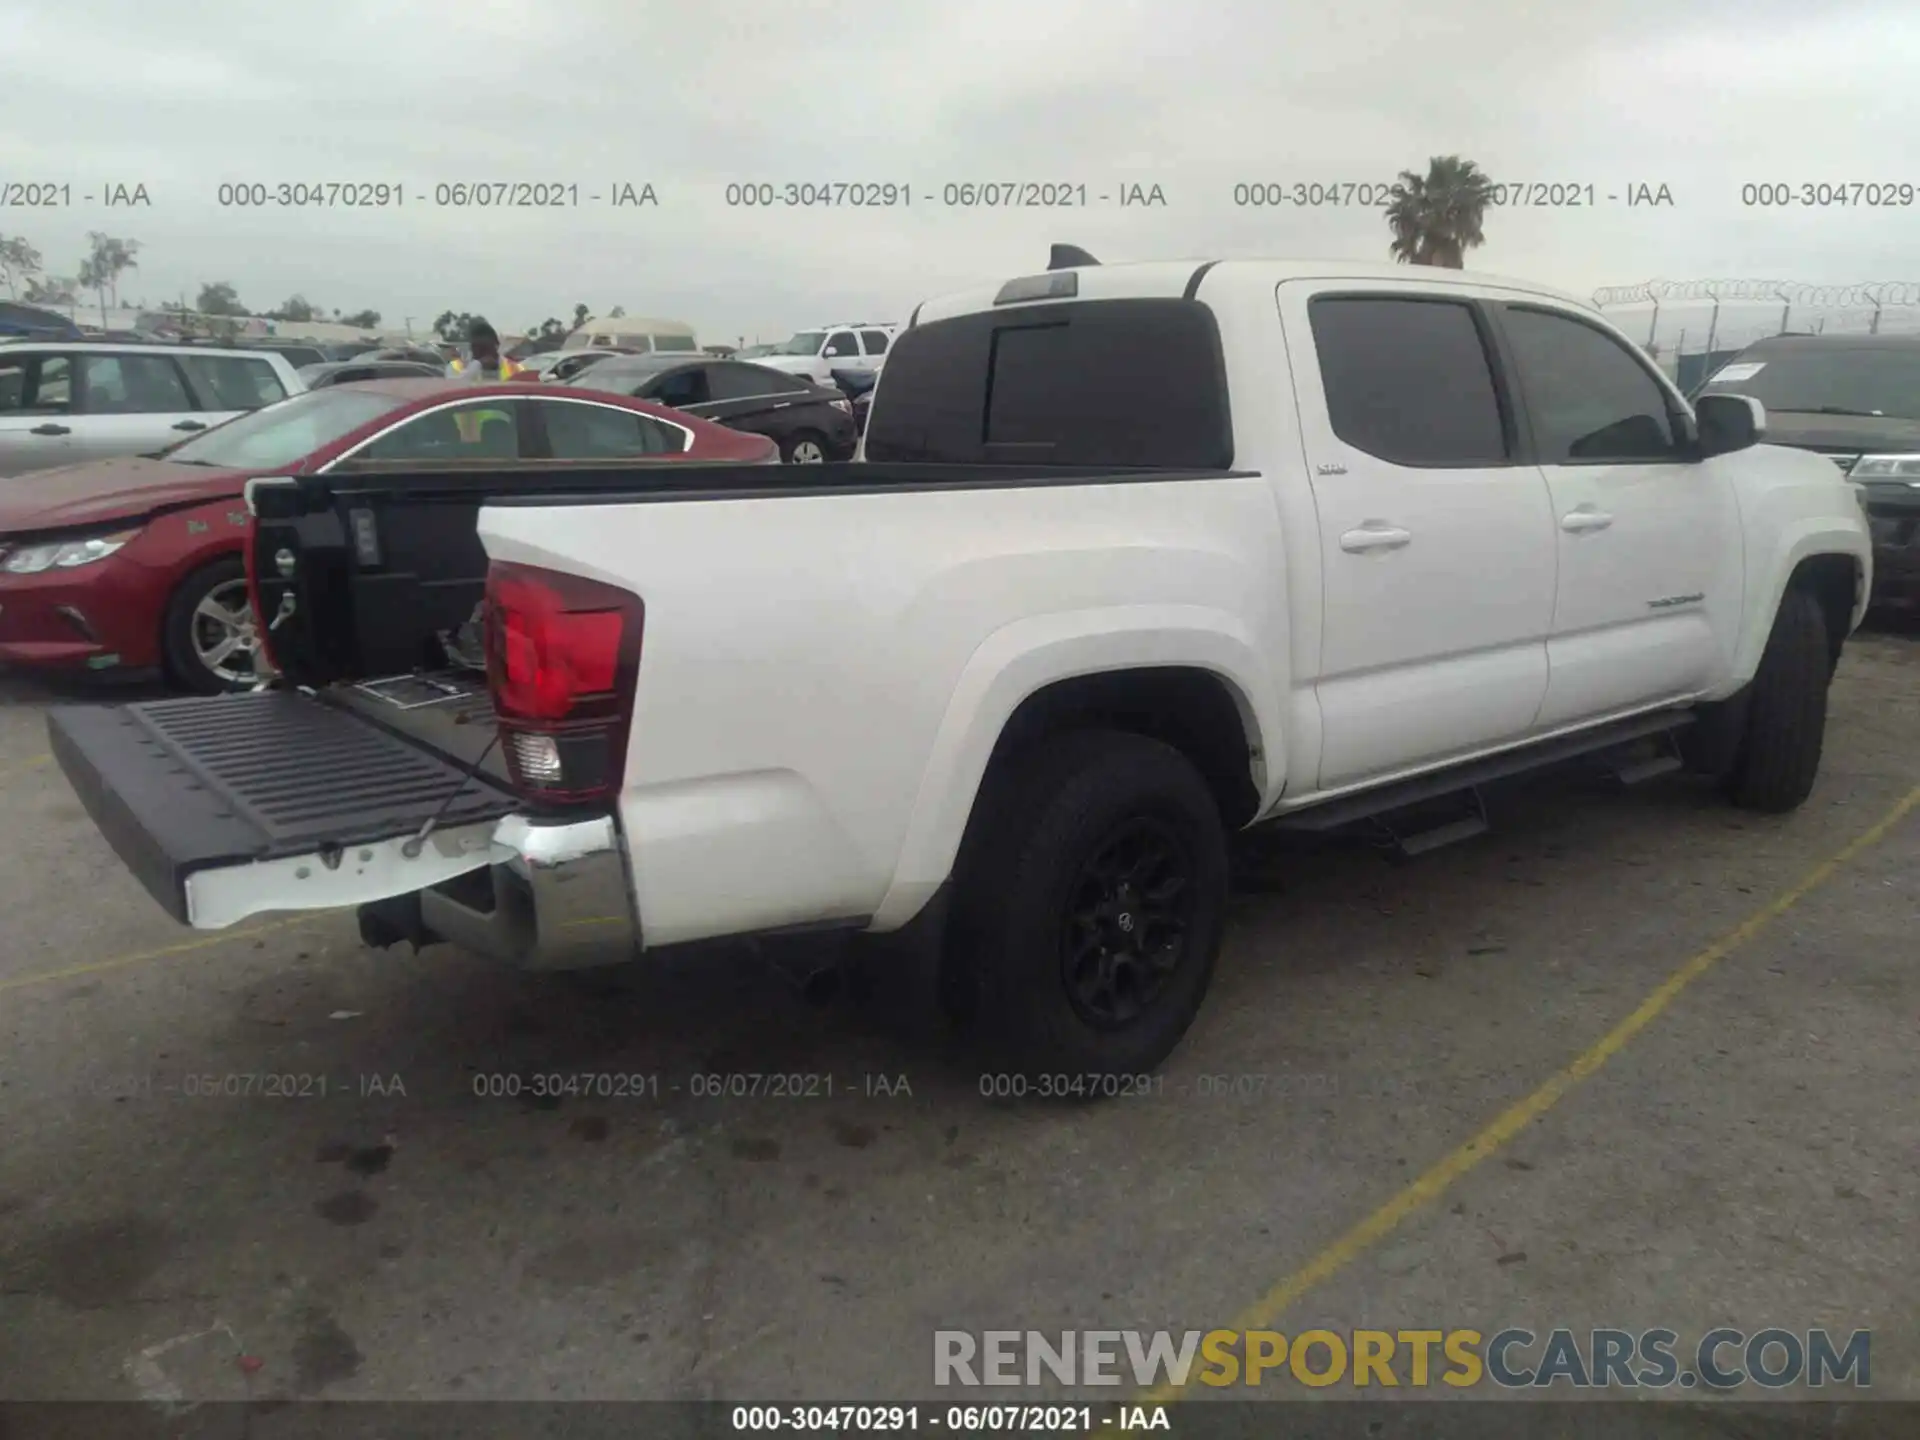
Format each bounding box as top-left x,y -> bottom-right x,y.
419,812 -> 641,970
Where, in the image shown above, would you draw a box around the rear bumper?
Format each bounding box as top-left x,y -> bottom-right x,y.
416,812 -> 641,970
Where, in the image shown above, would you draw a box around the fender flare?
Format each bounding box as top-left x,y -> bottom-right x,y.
1724,521 -> 1871,690
867,605 -> 1283,930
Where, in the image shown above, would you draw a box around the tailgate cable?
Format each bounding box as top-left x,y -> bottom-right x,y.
401,731 -> 501,859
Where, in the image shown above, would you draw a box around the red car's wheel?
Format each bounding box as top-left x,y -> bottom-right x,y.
162,556 -> 263,694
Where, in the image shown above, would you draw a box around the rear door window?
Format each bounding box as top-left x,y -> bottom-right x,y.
1308,296 -> 1510,466
649,368 -> 712,408
538,400 -> 688,457
864,298 -> 1231,467
860,330 -> 890,356
178,354 -> 287,410
75,353 -> 193,414
709,363 -> 803,400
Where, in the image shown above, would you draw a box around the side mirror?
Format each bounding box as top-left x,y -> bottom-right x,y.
1695,393 -> 1766,458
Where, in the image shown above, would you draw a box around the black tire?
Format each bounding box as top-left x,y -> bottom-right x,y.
161,556 -> 261,695
780,431 -> 827,464
948,730 -> 1229,1081
1727,588 -> 1831,813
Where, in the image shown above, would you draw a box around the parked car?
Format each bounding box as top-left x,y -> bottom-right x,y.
0,342 -> 304,477
544,348 -> 637,383
359,346 -> 450,369
247,343 -> 330,370
297,359 -> 446,389
0,301 -> 83,341
0,378 -> 773,693
832,366 -> 881,438
509,352 -> 570,381
578,355 -> 857,462
1697,333 -> 1920,614
755,323 -> 894,387
47,255 -> 1870,1081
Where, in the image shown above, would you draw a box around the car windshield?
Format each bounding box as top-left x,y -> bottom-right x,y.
1701,346 -> 1920,421
162,387 -> 409,468
771,331 -> 826,357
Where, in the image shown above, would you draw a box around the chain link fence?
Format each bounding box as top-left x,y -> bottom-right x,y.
1592,280 -> 1920,391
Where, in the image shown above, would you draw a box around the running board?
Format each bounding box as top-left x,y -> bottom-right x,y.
1360,785 -> 1493,858
1613,753 -> 1683,786
1271,710 -> 1695,835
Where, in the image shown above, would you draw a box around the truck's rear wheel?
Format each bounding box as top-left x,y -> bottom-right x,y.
950,730 -> 1228,1082
1728,588 -> 1830,813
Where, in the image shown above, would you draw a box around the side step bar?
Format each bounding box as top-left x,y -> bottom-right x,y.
1271,709 -> 1696,837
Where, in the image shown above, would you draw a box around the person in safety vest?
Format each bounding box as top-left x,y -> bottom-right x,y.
448,319 -> 526,382
448,319 -> 524,447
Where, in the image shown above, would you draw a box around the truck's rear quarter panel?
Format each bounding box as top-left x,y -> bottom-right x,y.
478,474 -> 1289,941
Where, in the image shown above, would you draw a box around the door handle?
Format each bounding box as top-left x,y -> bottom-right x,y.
1560,507 -> 1614,534
171,419 -> 208,432
30,423 -> 70,436
1339,523 -> 1413,553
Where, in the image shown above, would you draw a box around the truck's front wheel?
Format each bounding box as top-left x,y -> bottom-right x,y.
951,731 -> 1229,1081
1728,587 -> 1831,813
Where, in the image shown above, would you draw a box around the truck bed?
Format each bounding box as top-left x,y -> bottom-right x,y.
248,460 -> 1244,687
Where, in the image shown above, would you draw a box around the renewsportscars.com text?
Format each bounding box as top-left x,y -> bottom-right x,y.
933,1327 -> 1871,1390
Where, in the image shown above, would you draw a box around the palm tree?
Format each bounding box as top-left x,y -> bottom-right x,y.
0,236 -> 43,300
81,232 -> 140,313
1386,156 -> 1496,269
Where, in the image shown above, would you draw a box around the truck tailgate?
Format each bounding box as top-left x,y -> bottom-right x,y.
48,691 -> 517,929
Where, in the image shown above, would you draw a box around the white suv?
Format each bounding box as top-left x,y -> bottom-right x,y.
0,342 -> 305,477
754,323 -> 895,387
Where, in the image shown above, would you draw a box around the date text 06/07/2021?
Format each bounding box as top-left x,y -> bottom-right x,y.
1230,180 -> 1676,207
211,181 -> 658,208
721,181 -> 1168,208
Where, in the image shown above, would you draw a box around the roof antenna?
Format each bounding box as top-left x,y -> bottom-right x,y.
1048,244 -> 1099,271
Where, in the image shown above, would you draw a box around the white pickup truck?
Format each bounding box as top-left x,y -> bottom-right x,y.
48,255 -> 1872,1078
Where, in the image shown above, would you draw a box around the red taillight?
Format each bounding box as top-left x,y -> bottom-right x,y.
484,560 -> 643,804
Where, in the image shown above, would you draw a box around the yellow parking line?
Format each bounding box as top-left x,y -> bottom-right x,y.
0,916 -> 316,996
1134,781 -> 1920,1409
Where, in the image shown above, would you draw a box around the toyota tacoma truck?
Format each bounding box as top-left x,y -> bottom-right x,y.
46,255 -> 1873,1077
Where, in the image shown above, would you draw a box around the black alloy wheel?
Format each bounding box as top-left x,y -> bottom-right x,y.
1060,816 -> 1197,1028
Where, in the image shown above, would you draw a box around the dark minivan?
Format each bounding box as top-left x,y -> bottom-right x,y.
1698,334 -> 1920,613
577,355 -> 857,463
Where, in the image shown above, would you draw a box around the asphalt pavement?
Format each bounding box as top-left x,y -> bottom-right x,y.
0,630 -> 1915,1414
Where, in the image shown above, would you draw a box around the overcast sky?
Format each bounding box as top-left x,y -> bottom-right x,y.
5,0 -> 1920,348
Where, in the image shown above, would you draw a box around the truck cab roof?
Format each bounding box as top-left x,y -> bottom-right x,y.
909,258 -> 1594,327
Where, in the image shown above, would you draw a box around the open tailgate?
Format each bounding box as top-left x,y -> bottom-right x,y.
48,690 -> 517,929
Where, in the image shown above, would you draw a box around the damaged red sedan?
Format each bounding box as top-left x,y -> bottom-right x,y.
0,379 -> 776,692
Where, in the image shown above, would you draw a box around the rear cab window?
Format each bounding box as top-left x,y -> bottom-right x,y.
863,298 -> 1232,467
